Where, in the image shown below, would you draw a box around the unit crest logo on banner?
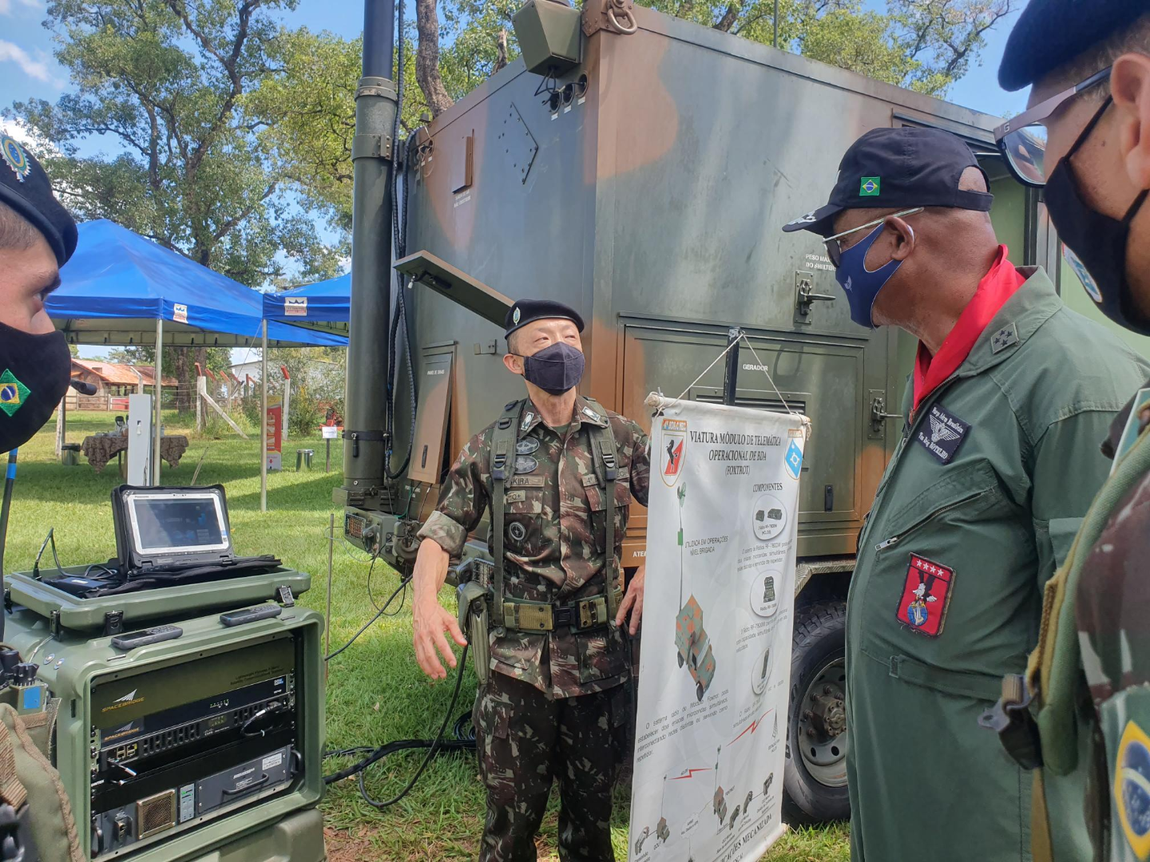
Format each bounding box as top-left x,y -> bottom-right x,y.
661,418 -> 688,487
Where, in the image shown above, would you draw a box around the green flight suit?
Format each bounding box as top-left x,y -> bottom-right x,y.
845,268 -> 1150,862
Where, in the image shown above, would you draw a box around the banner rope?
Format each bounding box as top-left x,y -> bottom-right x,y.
666,333 -> 802,421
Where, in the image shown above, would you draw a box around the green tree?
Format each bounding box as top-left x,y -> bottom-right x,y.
6,0 -> 338,407
247,26 -> 425,235
633,0 -> 1015,96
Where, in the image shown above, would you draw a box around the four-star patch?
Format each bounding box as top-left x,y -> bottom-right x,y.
896,554 -> 954,637
991,323 -> 1018,354
0,369 -> 30,417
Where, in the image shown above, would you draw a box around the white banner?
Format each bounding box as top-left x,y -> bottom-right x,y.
629,396 -> 807,862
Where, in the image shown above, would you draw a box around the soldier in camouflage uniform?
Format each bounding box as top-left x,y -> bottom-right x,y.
410,299 -> 650,862
990,5 -> 1150,860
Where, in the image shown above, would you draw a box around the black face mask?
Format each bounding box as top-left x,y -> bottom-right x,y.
516,342 -> 585,396
1044,95 -> 1150,334
0,322 -> 72,453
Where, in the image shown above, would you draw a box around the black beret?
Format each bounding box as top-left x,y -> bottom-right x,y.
504,299 -> 585,337
0,132 -> 78,266
999,0 -> 1150,91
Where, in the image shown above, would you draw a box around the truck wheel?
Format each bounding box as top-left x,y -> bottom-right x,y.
783,600 -> 849,825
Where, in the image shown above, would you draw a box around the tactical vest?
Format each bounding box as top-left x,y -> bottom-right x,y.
488,398 -> 621,631
0,692 -> 84,862
983,415 -> 1150,861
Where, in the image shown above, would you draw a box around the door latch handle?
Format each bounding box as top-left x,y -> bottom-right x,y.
796,283 -> 837,316
870,395 -> 901,433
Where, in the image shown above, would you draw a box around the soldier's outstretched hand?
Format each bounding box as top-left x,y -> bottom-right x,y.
616,565 -> 646,635
413,599 -> 467,681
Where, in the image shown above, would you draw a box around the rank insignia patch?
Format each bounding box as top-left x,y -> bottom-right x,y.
1115,720 -> 1150,859
991,323 -> 1018,354
896,555 -> 954,637
0,369 -> 29,417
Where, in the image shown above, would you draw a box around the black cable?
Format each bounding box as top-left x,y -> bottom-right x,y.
453,710 -> 476,743
321,643 -> 472,811
368,559 -> 407,615
324,564 -> 408,662
0,450 -> 16,638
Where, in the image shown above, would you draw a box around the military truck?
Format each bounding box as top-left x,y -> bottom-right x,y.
338,0 -> 1110,824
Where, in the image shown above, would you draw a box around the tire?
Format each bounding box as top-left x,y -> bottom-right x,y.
782,599 -> 850,825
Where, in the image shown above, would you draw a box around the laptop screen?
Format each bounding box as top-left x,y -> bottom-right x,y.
128,492 -> 230,557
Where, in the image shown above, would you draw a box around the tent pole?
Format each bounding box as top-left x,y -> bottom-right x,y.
261,320 -> 268,513
153,318 -> 163,485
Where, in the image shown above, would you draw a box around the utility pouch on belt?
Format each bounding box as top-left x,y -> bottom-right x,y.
457,581 -> 491,685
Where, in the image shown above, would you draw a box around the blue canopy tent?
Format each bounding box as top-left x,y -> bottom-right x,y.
262,273 -> 350,335
49,219 -> 346,499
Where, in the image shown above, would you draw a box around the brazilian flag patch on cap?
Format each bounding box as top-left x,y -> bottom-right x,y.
0,369 -> 30,417
860,177 -> 880,196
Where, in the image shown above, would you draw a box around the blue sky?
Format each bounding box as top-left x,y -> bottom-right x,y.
0,0 -> 1029,131
0,0 -> 1029,361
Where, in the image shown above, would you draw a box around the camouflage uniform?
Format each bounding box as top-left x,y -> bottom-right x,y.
1062,393 -> 1150,861
418,394 -> 650,862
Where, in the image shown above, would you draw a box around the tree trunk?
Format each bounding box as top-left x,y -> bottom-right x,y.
714,1 -> 740,31
495,29 -> 509,72
415,0 -> 454,117
173,348 -> 193,413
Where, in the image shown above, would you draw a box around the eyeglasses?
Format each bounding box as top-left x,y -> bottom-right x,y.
823,208 -> 924,268
994,66 -> 1112,188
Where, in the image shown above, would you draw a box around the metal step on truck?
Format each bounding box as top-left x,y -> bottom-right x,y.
336,0 -> 1144,824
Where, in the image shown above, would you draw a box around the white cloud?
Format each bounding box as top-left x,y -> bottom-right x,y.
0,0 -> 41,15
0,0 -> 41,16
0,40 -> 52,82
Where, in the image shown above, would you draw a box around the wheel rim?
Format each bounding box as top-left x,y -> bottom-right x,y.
795,655 -> 847,788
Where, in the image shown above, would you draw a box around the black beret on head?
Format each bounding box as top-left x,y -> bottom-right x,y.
504,299 -> 585,338
999,0 -> 1150,91
0,132 -> 78,266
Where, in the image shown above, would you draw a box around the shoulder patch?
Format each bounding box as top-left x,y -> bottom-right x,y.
581,406 -> 604,424
991,323 -> 1019,354
915,404 -> 970,465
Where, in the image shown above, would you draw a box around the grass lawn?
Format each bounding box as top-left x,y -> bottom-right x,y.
3,410 -> 849,862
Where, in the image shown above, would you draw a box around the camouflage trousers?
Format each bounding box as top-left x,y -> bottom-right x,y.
474,671 -> 628,862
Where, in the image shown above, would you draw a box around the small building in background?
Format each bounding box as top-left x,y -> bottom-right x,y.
69,360 -> 178,411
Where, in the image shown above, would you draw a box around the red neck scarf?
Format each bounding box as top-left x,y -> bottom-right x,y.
913,245 -> 1025,413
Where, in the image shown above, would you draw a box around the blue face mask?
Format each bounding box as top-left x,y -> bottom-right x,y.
834,222 -> 907,329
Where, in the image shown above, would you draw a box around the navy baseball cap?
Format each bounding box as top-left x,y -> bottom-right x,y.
782,127 -> 994,238
504,299 -> 585,338
0,132 -> 78,266
1000,1 -> 1150,92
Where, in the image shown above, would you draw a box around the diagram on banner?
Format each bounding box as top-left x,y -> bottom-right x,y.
673,483 -> 717,702
750,570 -> 780,618
631,398 -> 807,862
752,493 -> 787,541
